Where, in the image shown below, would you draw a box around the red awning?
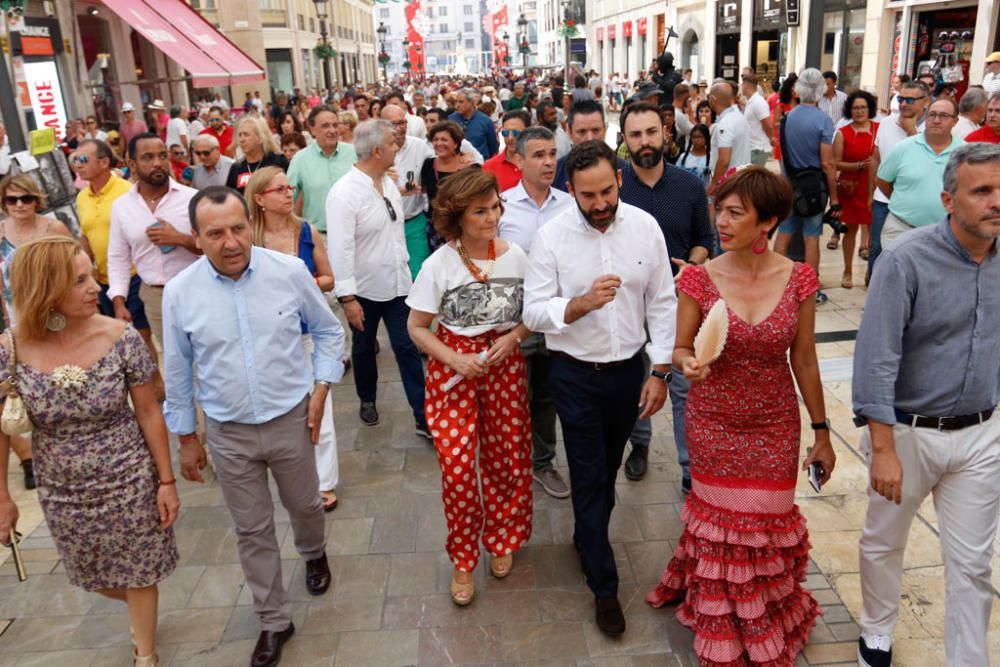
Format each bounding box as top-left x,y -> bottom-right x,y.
100,0 -> 265,87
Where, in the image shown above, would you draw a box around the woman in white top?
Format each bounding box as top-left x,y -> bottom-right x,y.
406,169 -> 532,608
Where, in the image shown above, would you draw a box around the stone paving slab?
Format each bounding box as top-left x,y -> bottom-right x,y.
0,241 -> 988,666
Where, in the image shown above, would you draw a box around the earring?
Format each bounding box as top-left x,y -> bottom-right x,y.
46,309 -> 66,332
751,234 -> 769,255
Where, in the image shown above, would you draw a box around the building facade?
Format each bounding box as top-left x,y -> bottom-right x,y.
374,0 -> 491,77
585,0 -> 998,107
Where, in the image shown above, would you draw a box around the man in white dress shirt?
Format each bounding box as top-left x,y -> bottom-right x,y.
326,120 -> 428,435
385,90 -> 427,140
818,71 -> 849,125
523,140 -> 677,636
498,127 -> 575,500
383,104 -> 434,280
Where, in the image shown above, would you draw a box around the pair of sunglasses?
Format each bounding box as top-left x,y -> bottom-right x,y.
4,195 -> 38,206
70,155 -> 90,165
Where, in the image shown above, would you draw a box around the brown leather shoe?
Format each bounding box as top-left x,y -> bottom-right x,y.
250,623 -> 294,667
305,554 -> 331,595
595,596 -> 626,635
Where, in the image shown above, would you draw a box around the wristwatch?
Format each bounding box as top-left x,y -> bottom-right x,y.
314,380 -> 331,388
810,420 -> 829,431
650,369 -> 672,384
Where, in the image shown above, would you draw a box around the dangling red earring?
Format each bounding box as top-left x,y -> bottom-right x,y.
752,233 -> 768,255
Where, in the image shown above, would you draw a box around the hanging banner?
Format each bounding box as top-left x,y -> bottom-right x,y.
490,6 -> 509,67
404,0 -> 426,74
24,60 -> 68,142
637,18 -> 647,35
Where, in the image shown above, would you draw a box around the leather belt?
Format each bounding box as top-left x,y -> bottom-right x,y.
893,408 -> 994,431
143,284 -> 165,289
550,350 -> 638,371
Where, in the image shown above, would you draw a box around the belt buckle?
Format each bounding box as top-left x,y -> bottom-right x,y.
938,415 -> 957,431
593,362 -> 608,371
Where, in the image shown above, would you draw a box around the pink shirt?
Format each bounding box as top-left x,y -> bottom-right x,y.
107,180 -> 199,299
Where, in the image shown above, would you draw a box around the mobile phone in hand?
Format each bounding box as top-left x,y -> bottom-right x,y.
405,170 -> 416,192
808,462 -> 824,493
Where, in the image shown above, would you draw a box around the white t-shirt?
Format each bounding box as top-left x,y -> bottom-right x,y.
406,242 -> 527,337
711,105 -> 752,169
677,152 -> 710,186
873,113 -> 922,203
743,92 -> 772,152
954,115 -> 980,140
393,137 -> 434,219
165,117 -> 188,148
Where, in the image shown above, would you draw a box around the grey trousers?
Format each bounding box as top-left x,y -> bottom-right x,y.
205,397 -> 326,631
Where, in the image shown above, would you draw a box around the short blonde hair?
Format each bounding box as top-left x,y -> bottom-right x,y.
10,235 -> 84,341
0,174 -> 47,213
237,116 -> 280,157
339,111 -> 358,130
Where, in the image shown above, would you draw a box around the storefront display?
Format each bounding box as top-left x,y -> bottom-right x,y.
911,7 -> 976,98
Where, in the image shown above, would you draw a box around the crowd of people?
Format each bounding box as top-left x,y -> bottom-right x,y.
0,55 -> 998,667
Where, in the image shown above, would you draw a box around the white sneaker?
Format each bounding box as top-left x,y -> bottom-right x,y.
858,633 -> 892,667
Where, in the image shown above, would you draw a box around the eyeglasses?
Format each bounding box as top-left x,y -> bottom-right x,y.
501,129 -> 523,138
926,111 -> 956,121
897,95 -> 925,105
260,185 -> 297,196
194,149 -> 216,157
383,196 -> 397,221
70,155 -> 89,165
210,118 -> 224,124
851,106 -> 870,112
3,195 -> 38,206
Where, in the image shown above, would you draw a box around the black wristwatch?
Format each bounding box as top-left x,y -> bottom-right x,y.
810,420 -> 830,431
651,369 -> 672,384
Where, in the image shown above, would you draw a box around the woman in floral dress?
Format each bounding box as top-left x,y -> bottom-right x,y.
646,167 -> 836,666
0,236 -> 179,667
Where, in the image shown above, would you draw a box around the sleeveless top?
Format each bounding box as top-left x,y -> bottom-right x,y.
296,222 -> 317,334
0,219 -> 54,328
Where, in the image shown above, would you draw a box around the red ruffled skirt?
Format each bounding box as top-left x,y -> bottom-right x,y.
652,481 -> 820,666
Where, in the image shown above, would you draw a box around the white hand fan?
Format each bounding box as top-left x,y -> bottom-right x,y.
693,299 -> 729,366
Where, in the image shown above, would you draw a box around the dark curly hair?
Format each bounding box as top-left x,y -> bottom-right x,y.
842,90 -> 877,120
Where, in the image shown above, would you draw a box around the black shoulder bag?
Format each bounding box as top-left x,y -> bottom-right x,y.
779,113 -> 828,217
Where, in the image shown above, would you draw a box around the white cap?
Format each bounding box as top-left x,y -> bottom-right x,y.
121,102 -> 135,112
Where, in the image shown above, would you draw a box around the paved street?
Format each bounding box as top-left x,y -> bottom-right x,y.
1,244 -> 998,666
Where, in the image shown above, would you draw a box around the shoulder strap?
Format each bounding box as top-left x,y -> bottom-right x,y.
779,113 -> 796,177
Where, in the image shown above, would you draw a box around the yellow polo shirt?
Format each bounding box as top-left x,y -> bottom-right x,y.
76,174 -> 134,283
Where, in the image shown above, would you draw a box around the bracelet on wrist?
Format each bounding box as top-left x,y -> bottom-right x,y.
159,478 -> 177,486
810,420 -> 829,431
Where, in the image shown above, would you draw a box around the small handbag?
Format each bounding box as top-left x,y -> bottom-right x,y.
1,330 -> 34,436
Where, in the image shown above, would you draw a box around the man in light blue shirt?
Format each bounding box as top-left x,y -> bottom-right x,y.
498,127 -> 575,500
876,97 -> 964,245
162,186 -> 344,667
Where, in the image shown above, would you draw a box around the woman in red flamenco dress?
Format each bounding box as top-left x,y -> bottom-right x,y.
647,166 -> 837,666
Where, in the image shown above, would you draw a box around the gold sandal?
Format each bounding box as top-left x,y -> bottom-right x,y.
490,554 -> 513,579
450,570 -> 474,606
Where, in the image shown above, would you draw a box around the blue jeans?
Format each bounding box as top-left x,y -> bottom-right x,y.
350,295 -> 426,423
869,201 -> 889,275
629,366 -> 690,480
98,274 -> 150,329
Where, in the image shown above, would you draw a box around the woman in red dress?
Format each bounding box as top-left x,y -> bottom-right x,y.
646,166 -> 836,666
833,91 -> 879,288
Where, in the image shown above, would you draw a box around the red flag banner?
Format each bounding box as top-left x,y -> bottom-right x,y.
622,21 -> 633,38
490,6 -> 509,67
637,18 -> 647,35
404,0 -> 425,73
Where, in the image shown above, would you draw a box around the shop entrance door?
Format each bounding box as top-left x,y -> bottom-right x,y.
821,6 -> 865,92
716,34 -> 739,79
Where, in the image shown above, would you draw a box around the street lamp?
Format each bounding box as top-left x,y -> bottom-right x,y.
414,43 -> 423,83
518,13 -> 529,70
402,38 -> 411,83
560,0 -> 571,76
377,22 -> 388,82
502,31 -> 509,69
312,0 -> 332,91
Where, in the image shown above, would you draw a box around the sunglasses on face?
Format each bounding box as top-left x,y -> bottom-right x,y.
898,96 -> 925,105
70,155 -> 89,165
4,195 -> 37,206
383,197 -> 397,221
501,129 -> 523,138
194,149 -> 215,157
210,118 -> 223,124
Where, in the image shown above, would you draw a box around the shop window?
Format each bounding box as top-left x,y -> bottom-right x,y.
464,5 -> 473,15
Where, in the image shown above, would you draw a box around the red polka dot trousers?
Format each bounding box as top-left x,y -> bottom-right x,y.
426,326 -> 534,572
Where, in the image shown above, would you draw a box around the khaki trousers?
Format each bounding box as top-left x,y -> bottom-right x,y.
205,397 -> 326,631
138,283 -> 165,346
879,211 -> 915,250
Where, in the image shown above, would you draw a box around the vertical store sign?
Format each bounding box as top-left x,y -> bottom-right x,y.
24,61 -> 68,142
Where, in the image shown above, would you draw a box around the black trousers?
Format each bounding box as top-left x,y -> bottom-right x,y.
549,352 -> 644,598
